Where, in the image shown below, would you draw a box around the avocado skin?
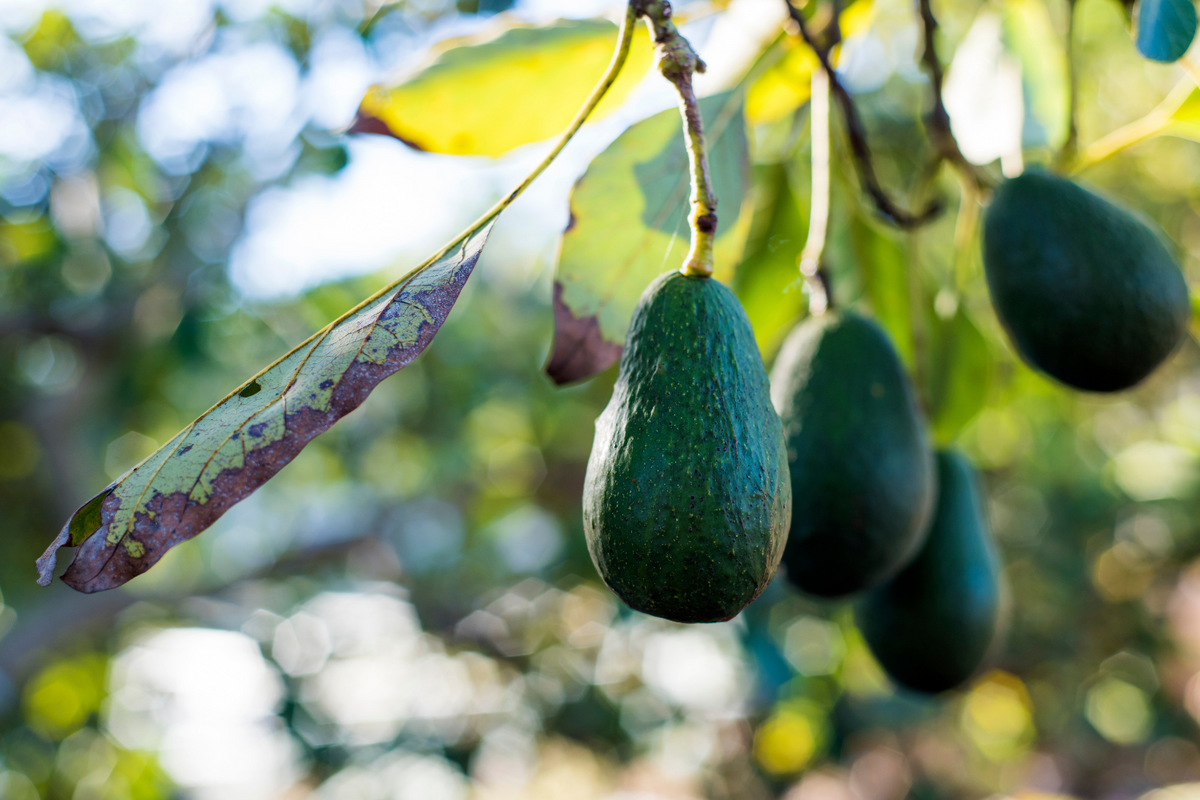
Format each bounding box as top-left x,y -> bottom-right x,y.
770,312 -> 934,598
982,171 -> 1190,392
583,271 -> 791,623
856,450 -> 1000,694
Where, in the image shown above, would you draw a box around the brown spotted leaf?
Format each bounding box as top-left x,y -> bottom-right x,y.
38,224 -> 493,593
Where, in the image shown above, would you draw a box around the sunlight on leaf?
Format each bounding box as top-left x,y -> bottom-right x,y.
355,19 -> 653,156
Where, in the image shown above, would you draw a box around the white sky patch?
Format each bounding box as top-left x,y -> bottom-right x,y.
105,628 -> 303,800
137,39 -> 304,175
61,0 -> 216,54
0,74 -> 88,168
0,36 -> 34,94
305,27 -> 374,130
229,136 -> 496,299
944,11 -> 1025,172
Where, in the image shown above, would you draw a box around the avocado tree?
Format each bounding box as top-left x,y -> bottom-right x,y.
7,0 -> 1200,796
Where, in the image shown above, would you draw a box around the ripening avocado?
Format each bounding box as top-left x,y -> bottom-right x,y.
982,171 -> 1190,392
583,271 -> 791,623
770,312 -> 934,598
856,450 -> 1000,694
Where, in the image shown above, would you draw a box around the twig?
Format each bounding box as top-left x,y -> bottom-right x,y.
1071,75 -> 1193,173
799,66 -> 831,314
916,0 -> 992,192
785,0 -> 942,228
636,0 -> 717,277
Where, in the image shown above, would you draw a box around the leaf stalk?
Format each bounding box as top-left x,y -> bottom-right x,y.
1070,75 -> 1194,173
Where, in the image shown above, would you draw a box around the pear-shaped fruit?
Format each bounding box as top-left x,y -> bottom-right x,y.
770,312 -> 935,598
856,450 -> 1001,693
982,171 -> 1190,392
583,271 -> 791,623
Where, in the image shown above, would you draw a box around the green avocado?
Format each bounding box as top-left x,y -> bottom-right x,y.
856,450 -> 1001,694
770,312 -> 934,598
982,171 -> 1190,392
583,271 -> 791,623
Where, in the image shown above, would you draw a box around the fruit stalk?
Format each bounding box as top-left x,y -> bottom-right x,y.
799,65 -> 831,314
1055,0 -> 1079,168
636,0 -> 717,278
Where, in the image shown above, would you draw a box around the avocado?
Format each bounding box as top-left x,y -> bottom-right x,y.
856,450 -> 1000,694
982,171 -> 1190,392
583,271 -> 791,623
770,312 -> 934,598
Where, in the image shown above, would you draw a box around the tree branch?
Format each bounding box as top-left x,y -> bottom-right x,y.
785,0 -> 943,228
916,0 -> 992,191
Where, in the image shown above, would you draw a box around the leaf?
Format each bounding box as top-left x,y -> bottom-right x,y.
37,224 -> 494,593
851,214 -> 913,368
1136,0 -> 1198,62
546,93 -> 752,384
746,44 -> 819,126
1002,0 -> 1069,150
733,162 -> 809,359
354,19 -> 653,156
927,307 -> 991,445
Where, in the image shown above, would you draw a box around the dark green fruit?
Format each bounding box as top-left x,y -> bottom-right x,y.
982,171 -> 1190,392
770,312 -> 934,598
856,450 -> 1000,694
583,271 -> 791,623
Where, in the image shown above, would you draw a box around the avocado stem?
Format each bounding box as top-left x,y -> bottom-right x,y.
1054,0 -> 1079,170
799,65 -> 830,315
636,0 -> 717,278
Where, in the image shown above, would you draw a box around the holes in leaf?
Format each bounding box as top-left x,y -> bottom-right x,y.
239,380 -> 263,398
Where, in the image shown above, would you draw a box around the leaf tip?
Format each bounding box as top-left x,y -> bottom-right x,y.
35,525 -> 71,587
545,282 -> 623,385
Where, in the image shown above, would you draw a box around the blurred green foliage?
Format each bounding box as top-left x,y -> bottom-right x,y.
4,0 -> 1200,799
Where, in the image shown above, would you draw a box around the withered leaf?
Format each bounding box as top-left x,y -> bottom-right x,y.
38,224 -> 493,593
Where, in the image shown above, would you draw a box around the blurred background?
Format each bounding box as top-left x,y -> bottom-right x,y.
4,0 -> 1200,798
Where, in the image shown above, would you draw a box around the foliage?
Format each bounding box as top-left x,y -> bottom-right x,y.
4,0 -> 1200,799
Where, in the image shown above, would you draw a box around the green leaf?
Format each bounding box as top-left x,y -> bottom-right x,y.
1136,0 -> 1198,62
1002,0 -> 1069,150
733,163 -> 809,359
37,224 -> 493,593
354,19 -> 653,156
852,214 -> 913,368
546,93 -> 752,384
928,307 -> 991,445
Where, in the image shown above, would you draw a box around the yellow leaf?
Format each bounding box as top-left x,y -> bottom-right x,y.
359,19 -> 653,156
